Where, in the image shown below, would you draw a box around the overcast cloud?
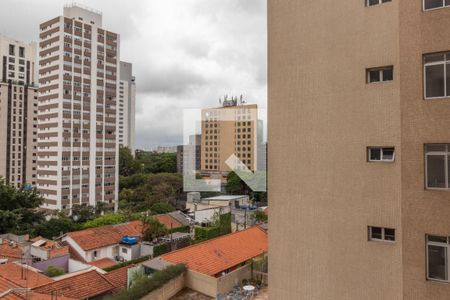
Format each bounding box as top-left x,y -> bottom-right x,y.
0,0 -> 267,149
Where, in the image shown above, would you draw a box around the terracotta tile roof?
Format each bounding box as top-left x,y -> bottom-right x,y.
156,214 -> 183,229
67,245 -> 87,263
161,226 -> 268,276
32,270 -> 115,299
88,258 -> 117,269
66,221 -> 142,251
0,263 -> 53,288
104,264 -> 135,292
31,238 -> 69,258
0,240 -> 24,262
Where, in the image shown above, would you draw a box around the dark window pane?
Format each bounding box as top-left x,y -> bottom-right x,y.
384,228 -> 395,241
382,148 -> 395,160
428,245 -> 447,280
428,235 -> 448,243
425,0 -> 444,9
370,227 -> 382,240
382,0 -> 391,2
446,0 -> 450,6
369,148 -> 381,161
425,64 -> 445,98
368,70 -> 380,83
426,144 -> 447,152
383,68 -> 393,81
427,155 -> 446,188
368,0 -> 379,5
425,53 -> 445,64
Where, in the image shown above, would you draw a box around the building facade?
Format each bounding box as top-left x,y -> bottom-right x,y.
118,61 -> 135,153
201,101 -> 257,175
0,36 -> 38,189
177,134 -> 201,174
37,4 -> 119,211
269,0 -> 450,299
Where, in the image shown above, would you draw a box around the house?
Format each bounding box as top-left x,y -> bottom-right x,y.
32,270 -> 116,299
0,262 -> 54,288
0,276 -> 77,300
104,264 -> 137,292
190,206 -> 231,226
62,221 -> 143,263
158,226 -> 268,297
30,237 -> 69,261
186,195 -> 250,211
0,234 -> 31,264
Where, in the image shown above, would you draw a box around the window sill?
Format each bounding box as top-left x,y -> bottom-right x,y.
368,239 -> 396,244
425,187 -> 450,191
427,278 -> 450,284
367,160 -> 395,163
423,6 -> 450,12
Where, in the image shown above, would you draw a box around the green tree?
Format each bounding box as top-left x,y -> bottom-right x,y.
141,216 -> 168,242
119,147 -> 141,176
225,172 -> 247,195
0,178 -> 45,235
150,202 -> 175,214
82,213 -> 127,229
35,217 -> 80,239
253,210 -> 268,223
71,204 -> 95,223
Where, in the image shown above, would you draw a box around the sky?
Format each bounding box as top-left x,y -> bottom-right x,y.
0,0 -> 267,149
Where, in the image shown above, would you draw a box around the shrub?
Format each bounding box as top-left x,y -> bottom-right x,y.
82,213 -> 127,229
153,243 -> 171,257
45,265 -> 65,277
103,255 -> 150,272
106,264 -> 186,300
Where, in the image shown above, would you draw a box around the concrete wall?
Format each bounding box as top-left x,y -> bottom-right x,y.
268,0 -> 403,299
32,254 -> 69,273
216,264 -> 251,295
399,2 -> 450,299
185,269 -> 218,298
141,273 -> 185,300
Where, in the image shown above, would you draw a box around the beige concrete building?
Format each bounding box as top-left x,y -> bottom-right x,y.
37,4 -> 119,211
0,36 -> 38,189
201,101 -> 257,175
269,0 -> 450,299
118,61 -> 135,153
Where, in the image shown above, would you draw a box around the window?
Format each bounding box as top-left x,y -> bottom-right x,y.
9,44 -> 14,55
122,248 -> 128,254
19,47 -> 24,58
368,226 -> 396,242
367,66 -> 394,83
423,52 -> 450,99
425,144 -> 450,189
368,147 -> 395,162
424,0 -> 450,10
367,0 -> 391,6
427,235 -> 449,282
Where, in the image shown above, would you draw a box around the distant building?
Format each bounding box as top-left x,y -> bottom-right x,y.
37,4 -> 120,211
201,100 -> 258,176
0,36 -> 38,189
177,134 -> 201,174
155,146 -> 177,154
118,61 -> 136,153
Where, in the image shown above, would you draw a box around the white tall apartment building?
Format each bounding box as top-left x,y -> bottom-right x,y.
118,61 -> 135,153
37,4 -> 119,211
0,36 -> 38,189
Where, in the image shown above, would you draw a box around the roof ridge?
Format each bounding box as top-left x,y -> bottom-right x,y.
161,225 -> 265,258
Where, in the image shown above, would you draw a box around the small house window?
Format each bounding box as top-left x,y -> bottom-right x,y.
368,226 -> 396,242
367,0 -> 392,6
368,147 -> 395,162
367,66 -> 394,83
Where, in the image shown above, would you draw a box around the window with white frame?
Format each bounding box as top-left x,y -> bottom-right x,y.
424,0 -> 450,10
425,144 -> 450,189
367,0 -> 391,6
368,147 -> 395,162
423,52 -> 450,98
427,235 -> 449,282
368,226 -> 396,242
367,66 -> 393,83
